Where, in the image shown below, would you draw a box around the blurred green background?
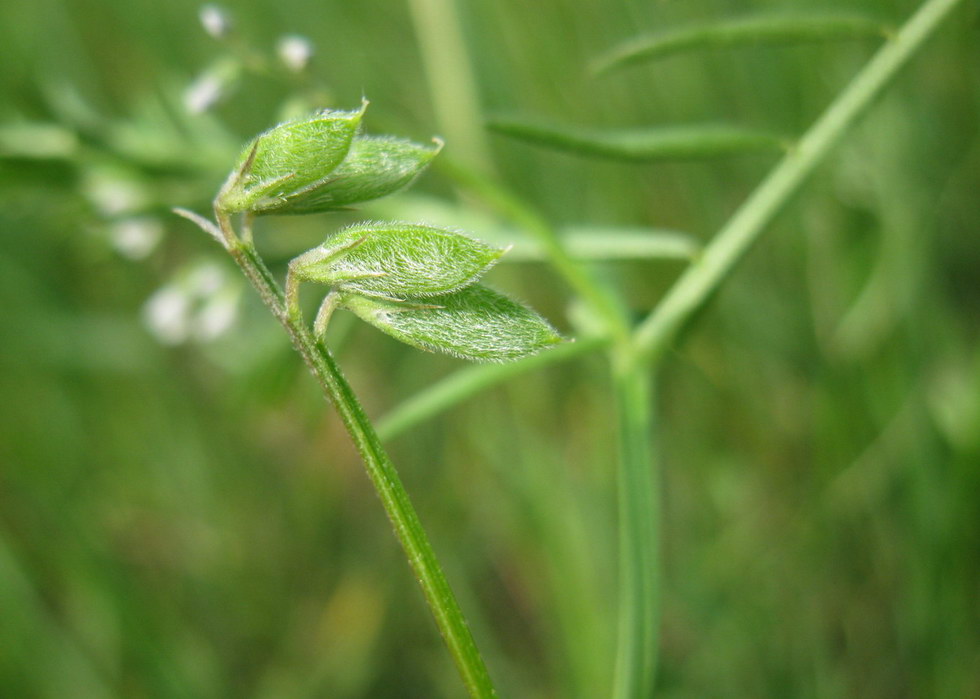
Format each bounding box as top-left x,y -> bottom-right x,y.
1,0 -> 978,696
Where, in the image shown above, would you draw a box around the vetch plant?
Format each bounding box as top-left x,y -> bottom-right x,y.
173,0 -> 968,695
0,0 -> 971,694
177,103 -> 560,698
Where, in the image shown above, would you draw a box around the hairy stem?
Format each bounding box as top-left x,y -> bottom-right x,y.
632,0 -> 967,364
611,360 -> 659,699
214,211 -> 497,699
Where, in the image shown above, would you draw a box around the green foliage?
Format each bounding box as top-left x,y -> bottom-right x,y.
218,105 -> 365,213
591,12 -> 889,75
218,106 -> 442,217
341,285 -> 563,362
1,0 -> 977,697
487,117 -> 785,161
282,136 -> 442,214
284,218 -> 558,362
0,122 -> 78,159
290,221 -> 503,298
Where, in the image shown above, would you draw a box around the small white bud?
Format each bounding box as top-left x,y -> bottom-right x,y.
193,290 -> 240,341
144,262 -> 241,345
84,171 -> 147,216
277,35 -> 314,73
110,217 -> 164,260
144,287 -> 191,345
184,60 -> 240,114
199,5 -> 232,39
184,73 -> 224,114
187,262 -> 226,297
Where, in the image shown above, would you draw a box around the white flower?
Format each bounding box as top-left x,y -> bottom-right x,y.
144,286 -> 191,345
184,73 -> 225,114
143,261 -> 242,345
110,217 -> 164,260
277,35 -> 314,73
199,5 -> 232,39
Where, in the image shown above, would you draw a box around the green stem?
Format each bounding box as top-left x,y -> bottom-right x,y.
632,0 -> 967,364
610,1 -> 963,694
406,0 -> 495,174
611,359 -> 659,699
214,211 -> 497,699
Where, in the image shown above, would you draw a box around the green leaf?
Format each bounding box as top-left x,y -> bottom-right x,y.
341,285 -> 563,362
217,104 -> 365,213
281,136 -> 442,214
0,122 -> 78,160
592,13 -> 888,75
487,117 -> 785,162
290,221 -> 505,298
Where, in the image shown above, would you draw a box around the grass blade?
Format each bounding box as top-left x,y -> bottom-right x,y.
487,118 -> 785,162
505,226 -> 699,262
372,197 -> 700,262
592,12 -> 890,75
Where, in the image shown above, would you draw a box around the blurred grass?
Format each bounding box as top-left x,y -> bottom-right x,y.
1,0 -> 978,697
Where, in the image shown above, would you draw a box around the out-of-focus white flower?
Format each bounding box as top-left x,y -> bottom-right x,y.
199,5 -> 232,39
186,262 -> 225,297
143,261 -> 243,345
84,169 -> 148,216
277,35 -> 314,73
183,59 -> 240,114
194,289 -> 239,341
110,217 -> 164,260
184,73 -> 224,114
144,286 -> 191,345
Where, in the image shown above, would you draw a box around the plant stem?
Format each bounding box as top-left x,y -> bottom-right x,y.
632,0 -> 967,364
610,358 -> 659,699
214,211 -> 497,699
609,1 -> 964,694
407,0 -> 495,174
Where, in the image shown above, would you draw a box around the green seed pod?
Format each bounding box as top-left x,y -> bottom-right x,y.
341,285 -> 563,362
290,221 -> 505,298
280,136 -> 442,214
217,104 -> 366,214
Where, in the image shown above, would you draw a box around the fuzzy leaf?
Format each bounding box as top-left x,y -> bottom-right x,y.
218,105 -> 365,213
342,285 -> 563,362
281,136 -> 442,214
290,222 -> 504,298
592,13 -> 888,75
487,117 -> 784,161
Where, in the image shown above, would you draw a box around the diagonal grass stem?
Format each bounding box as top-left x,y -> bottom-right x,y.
632,0 -> 969,366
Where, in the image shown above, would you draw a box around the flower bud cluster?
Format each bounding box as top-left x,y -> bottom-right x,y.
215,103 -> 440,216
